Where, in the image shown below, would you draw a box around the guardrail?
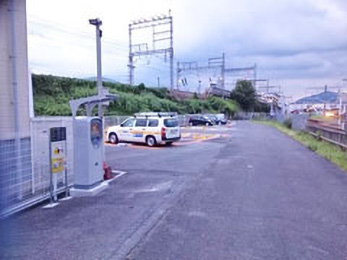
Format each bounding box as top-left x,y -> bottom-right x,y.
306,119 -> 347,149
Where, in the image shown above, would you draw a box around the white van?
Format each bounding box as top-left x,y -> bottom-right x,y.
106,112 -> 181,147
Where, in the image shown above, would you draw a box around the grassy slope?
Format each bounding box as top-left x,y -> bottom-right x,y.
254,120 -> 347,171
32,74 -> 239,116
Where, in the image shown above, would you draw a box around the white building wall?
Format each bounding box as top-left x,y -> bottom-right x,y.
0,0 -> 30,140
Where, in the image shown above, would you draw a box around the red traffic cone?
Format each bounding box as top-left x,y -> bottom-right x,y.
103,162 -> 114,180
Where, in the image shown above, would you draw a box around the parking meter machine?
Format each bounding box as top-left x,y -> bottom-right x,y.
73,117 -> 104,189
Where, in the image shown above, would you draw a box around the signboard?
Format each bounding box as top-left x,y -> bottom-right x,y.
49,127 -> 68,202
50,127 -> 66,173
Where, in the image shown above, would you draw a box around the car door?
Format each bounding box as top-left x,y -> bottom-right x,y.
190,116 -> 198,126
133,118 -> 147,143
163,118 -> 180,139
198,116 -> 205,125
119,118 -> 135,142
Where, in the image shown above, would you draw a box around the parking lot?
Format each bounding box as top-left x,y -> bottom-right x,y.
105,123 -> 233,148
1,123 -> 234,259
104,124 -> 234,175
2,121 -> 347,259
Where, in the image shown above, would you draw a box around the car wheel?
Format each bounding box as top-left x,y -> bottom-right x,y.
146,136 -> 156,147
189,122 -> 193,126
205,122 -> 209,126
109,133 -> 118,144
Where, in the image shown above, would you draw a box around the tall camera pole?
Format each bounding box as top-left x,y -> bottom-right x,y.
89,18 -> 103,116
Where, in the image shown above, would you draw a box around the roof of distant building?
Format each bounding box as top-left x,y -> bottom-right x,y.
294,91 -> 338,104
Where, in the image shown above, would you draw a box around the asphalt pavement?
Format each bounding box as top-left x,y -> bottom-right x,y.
1,121 -> 347,259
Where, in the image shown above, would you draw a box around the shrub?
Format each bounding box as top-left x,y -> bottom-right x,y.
283,118 -> 292,129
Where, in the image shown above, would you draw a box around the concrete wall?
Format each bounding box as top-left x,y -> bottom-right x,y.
0,0 -> 32,217
290,114 -> 309,131
0,0 -> 30,140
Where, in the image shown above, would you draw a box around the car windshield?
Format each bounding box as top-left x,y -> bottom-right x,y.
121,118 -> 135,127
164,118 -> 179,127
216,114 -> 225,120
206,115 -> 216,120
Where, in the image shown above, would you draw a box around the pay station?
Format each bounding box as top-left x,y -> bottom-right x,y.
69,91 -> 117,194
73,117 -> 103,189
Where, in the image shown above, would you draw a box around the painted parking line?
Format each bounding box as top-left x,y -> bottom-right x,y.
105,133 -> 228,149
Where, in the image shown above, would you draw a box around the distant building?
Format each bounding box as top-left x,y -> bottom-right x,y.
171,82 -> 232,100
207,85 -> 231,98
170,89 -> 197,100
257,92 -> 287,115
338,93 -> 347,124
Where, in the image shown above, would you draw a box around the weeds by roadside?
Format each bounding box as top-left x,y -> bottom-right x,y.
253,120 -> 347,171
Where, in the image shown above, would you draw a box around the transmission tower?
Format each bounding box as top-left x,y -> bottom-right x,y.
224,64 -> 257,87
177,53 -> 225,91
177,55 -> 257,92
128,11 -> 174,89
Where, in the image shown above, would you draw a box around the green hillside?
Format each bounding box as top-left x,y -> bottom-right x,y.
32,74 -> 239,116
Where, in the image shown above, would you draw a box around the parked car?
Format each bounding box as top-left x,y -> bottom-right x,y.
215,114 -> 227,125
106,112 -> 181,147
188,115 -> 213,126
204,114 -> 227,125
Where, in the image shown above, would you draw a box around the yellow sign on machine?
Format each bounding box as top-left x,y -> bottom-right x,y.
51,141 -> 66,173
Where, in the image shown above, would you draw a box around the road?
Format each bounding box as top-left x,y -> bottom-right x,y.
1,121 -> 347,259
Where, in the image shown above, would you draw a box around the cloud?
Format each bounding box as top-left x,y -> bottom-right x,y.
27,0 -> 347,98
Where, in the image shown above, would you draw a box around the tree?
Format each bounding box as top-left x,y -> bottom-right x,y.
230,80 -> 256,112
134,83 -> 146,94
254,100 -> 270,113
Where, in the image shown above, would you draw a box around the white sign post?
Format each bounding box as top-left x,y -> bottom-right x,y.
48,127 -> 68,206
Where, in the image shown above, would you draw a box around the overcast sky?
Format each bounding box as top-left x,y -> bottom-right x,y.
27,0 -> 347,100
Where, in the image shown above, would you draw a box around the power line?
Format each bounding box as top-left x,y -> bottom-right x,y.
128,10 -> 174,90
28,19 -> 129,50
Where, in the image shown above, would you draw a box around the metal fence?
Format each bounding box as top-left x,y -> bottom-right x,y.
31,116 -> 74,195
104,116 -> 130,128
307,119 -> 347,148
0,117 -> 73,217
1,114 -> 199,217
0,136 -> 32,217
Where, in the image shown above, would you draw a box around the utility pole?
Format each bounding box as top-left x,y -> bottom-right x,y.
128,23 -> 134,86
198,80 -> 202,94
324,84 -> 327,116
169,10 -> 174,91
253,63 -> 257,88
176,61 -> 180,90
157,76 -> 160,88
128,11 -> 173,89
221,52 -> 225,89
89,18 -> 103,116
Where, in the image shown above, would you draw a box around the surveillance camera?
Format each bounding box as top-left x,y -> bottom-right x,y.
89,18 -> 102,26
